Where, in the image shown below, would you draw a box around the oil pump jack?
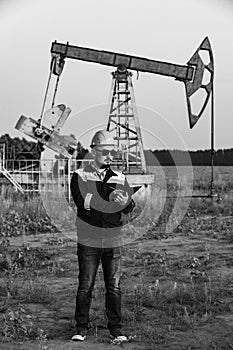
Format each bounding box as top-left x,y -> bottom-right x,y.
15,37 -> 214,191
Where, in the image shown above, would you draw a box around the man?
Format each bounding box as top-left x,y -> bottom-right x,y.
70,130 -> 135,342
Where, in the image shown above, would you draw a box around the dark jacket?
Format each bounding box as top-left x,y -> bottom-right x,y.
70,164 -> 135,247
71,164 -> 135,227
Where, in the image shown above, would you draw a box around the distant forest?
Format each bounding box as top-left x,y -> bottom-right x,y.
0,133 -> 232,166
145,149 -> 232,166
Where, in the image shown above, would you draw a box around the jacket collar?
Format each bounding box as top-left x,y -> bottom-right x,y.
84,162 -> 118,178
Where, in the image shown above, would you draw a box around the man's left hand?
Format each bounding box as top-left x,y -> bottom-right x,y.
109,190 -> 129,206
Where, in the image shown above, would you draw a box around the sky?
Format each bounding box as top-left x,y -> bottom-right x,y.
0,0 -> 233,151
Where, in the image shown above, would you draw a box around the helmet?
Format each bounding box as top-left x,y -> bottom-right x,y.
90,130 -> 116,148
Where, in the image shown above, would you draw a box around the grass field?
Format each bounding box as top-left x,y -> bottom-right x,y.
0,166 -> 233,350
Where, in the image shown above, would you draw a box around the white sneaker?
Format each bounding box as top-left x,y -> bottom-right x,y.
115,335 -> 128,342
110,329 -> 128,343
71,329 -> 87,341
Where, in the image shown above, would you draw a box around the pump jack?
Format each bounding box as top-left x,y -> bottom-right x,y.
15,37 -> 214,189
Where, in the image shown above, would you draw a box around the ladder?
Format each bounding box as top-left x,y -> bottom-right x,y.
0,144 -> 24,193
0,168 -> 24,193
107,68 -> 147,175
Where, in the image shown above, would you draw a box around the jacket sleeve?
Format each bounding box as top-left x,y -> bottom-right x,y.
70,172 -> 86,209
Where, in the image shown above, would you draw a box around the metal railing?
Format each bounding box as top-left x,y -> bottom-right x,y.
0,156 -> 154,200
0,158 -> 90,199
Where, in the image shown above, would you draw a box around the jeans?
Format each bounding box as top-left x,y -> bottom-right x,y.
75,243 -> 122,331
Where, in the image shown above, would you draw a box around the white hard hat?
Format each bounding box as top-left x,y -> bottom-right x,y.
90,130 -> 116,148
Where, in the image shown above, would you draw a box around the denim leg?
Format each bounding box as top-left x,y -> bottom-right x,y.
101,247 -> 122,331
75,243 -> 101,329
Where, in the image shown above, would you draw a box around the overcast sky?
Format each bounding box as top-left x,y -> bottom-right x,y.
0,0 -> 233,151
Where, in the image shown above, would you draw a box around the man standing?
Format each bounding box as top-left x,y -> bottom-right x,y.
70,130 -> 135,342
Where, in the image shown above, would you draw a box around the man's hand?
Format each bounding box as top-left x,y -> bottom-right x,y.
109,189 -> 129,206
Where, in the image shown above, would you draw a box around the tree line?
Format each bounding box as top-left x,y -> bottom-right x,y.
145,149 -> 233,166
0,134 -> 88,160
0,133 -> 233,166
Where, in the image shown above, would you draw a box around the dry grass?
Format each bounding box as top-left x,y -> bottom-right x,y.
0,166 -> 233,349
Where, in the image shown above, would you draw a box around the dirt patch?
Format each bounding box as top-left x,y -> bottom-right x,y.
1,206 -> 233,349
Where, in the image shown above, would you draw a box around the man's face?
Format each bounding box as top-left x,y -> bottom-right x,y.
93,145 -> 117,167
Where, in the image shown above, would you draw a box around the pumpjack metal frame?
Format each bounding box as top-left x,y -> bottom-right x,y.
51,37 -> 214,130
50,37 -> 214,191
106,69 -> 147,174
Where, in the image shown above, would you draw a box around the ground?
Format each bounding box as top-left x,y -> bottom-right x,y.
1,216 -> 233,349
1,180 -> 233,349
